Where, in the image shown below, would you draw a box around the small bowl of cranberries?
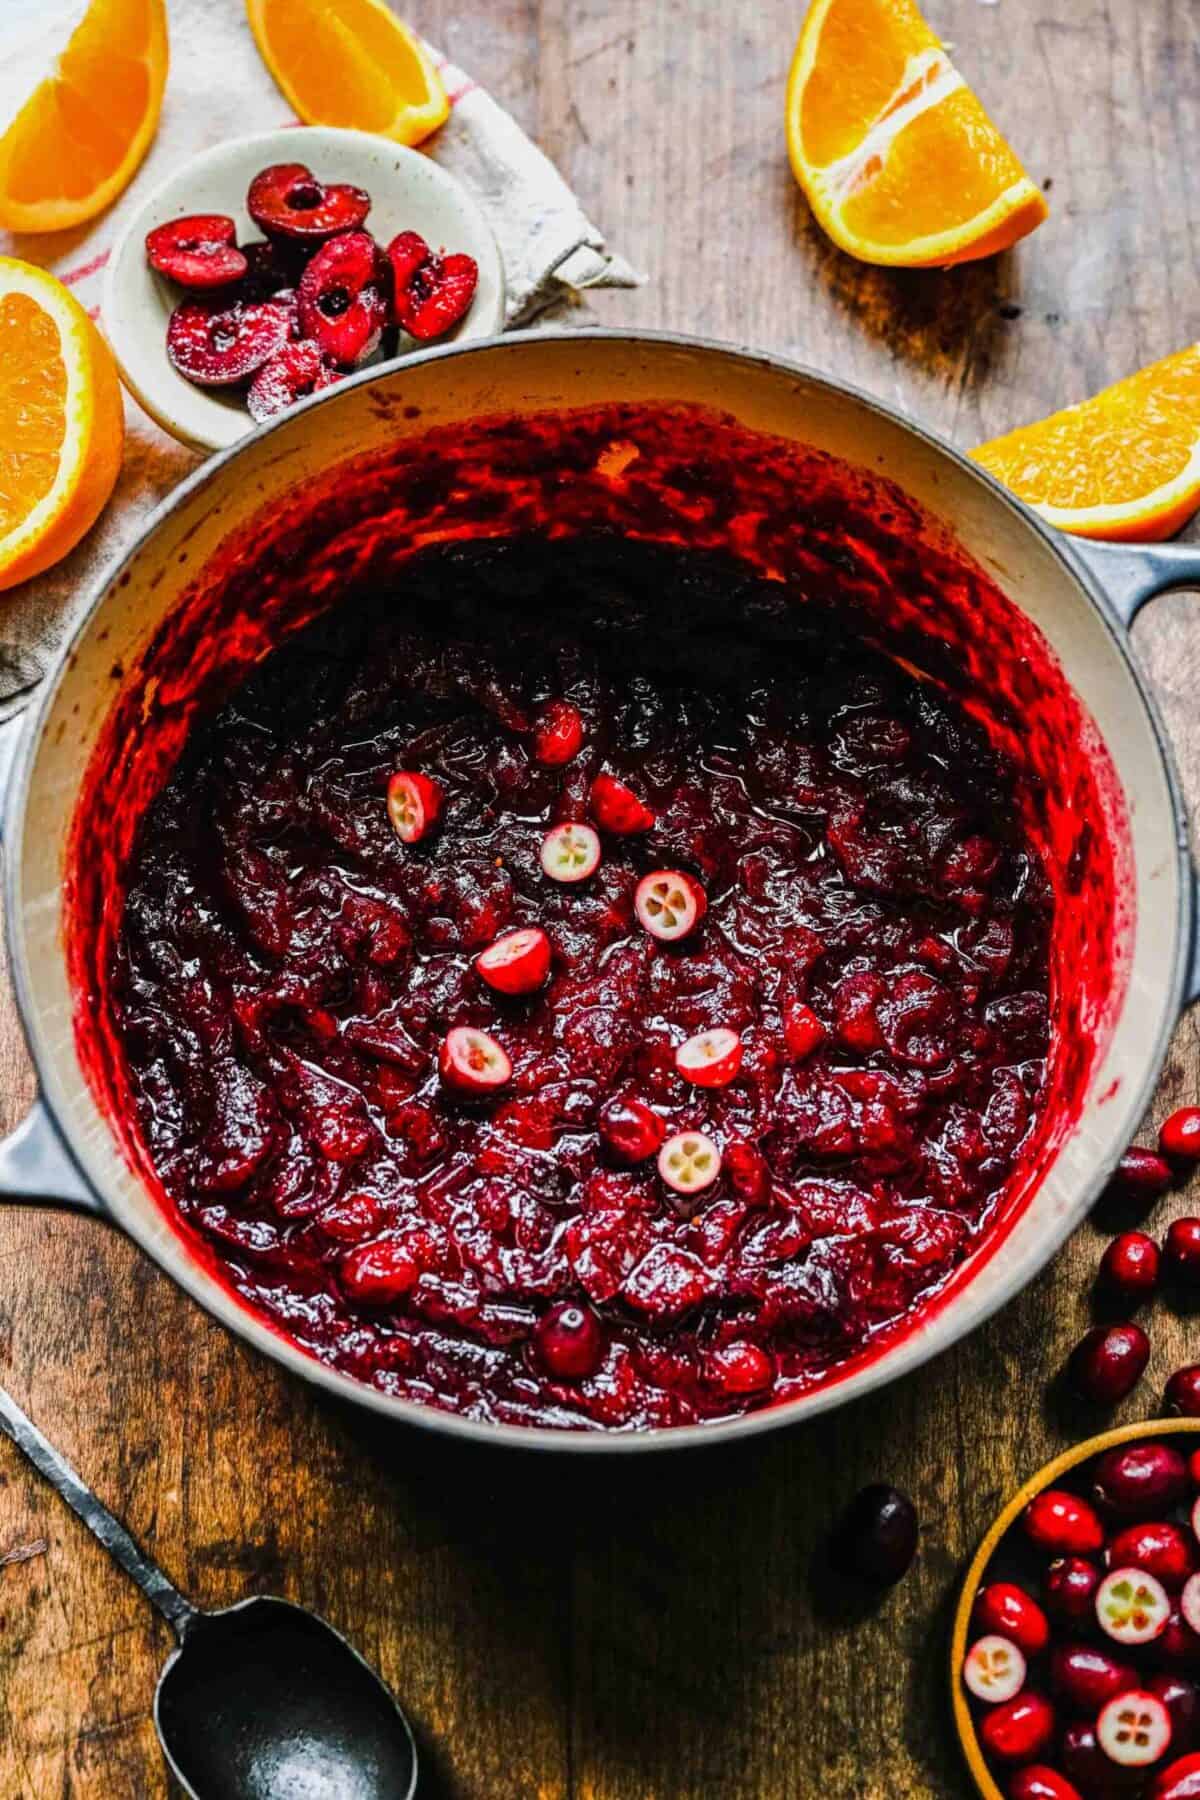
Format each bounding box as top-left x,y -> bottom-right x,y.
954,1418 -> 1200,1800
102,126 -> 504,452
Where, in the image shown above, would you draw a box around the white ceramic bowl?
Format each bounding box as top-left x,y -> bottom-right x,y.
102,126 -> 505,453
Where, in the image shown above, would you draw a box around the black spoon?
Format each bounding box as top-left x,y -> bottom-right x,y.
0,1383 -> 418,1799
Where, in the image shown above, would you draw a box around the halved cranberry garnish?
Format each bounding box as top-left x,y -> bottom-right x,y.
1183,1574 -> 1200,1637
964,1635 -> 1027,1705
1096,1690 -> 1173,1769
166,296 -> 292,386
1069,1322 -> 1150,1404
597,1094 -> 665,1164
705,1342 -> 774,1397
635,870 -> 706,942
438,1026 -> 512,1094
1108,1523 -> 1195,1591
146,213 -> 247,288
979,1692 -> 1055,1765
540,821 -> 601,882
297,231 -> 389,368
1163,1110 -> 1200,1162
475,926 -> 552,995
532,700 -> 584,766
387,770 -> 443,845
783,1001 -> 826,1062
1168,1368 -> 1200,1418
1116,1145 -> 1174,1198
341,1236 -> 418,1303
247,341 -> 342,422
247,162 -> 371,240
533,1299 -> 604,1380
1024,1491 -> 1105,1556
1008,1769 -> 1084,1800
1094,1444 -> 1189,1519
828,1483 -> 918,1586
1153,1751 -> 1200,1798
1100,1231 -> 1162,1306
658,1130 -> 722,1196
1096,1568 -> 1172,1645
589,772 -> 655,835
974,1584 -> 1050,1656
674,1027 -> 743,1089
1044,1557 -> 1101,1623
387,230 -> 478,341
1049,1642 -> 1137,1713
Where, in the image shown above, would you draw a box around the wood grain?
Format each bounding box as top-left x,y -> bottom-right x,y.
3,1 -> 1200,1794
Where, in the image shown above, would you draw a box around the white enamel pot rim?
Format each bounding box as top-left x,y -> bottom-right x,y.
3,327 -> 1200,1456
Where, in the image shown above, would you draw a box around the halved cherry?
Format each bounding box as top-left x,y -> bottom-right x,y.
145,213 -> 247,288
1182,1573 -> 1200,1636
1096,1567 -> 1172,1645
540,822 -> 601,883
297,230 -> 389,368
475,926 -> 552,996
675,1027 -> 744,1089
387,230 -> 478,340
247,341 -> 341,422
590,772 -> 655,835
963,1635 -> 1027,1705
166,296 -> 292,386
532,700 -> 584,766
635,870 -> 707,942
438,1026 -> 512,1095
387,771 -> 443,845
658,1130 -> 722,1196
1096,1690 -> 1173,1769
247,162 -> 371,240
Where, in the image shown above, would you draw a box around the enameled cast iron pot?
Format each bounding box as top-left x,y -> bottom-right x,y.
2,329 -> 1200,1453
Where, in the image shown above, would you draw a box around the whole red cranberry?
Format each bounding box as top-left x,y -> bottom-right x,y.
1191,1449 -> 1200,1487
1061,1720 -> 1141,1793
1044,1556 -> 1101,1623
1068,1322 -> 1150,1404
1049,1641 -> 1136,1713
1161,1609 -> 1200,1670
706,1342 -> 774,1397
1093,1442 -> 1188,1518
1153,1751 -> 1200,1798
829,1484 -> 918,1586
1008,1769 -> 1084,1800
1167,1219 -> 1200,1285
1115,1146 -> 1174,1200
597,1094 -> 665,1164
1099,1232 -> 1161,1305
974,1581 -> 1051,1656
1108,1520 -> 1195,1590
980,1692 -> 1055,1765
1149,1674 -> 1200,1755
533,1301 -> 604,1380
1167,1368 -> 1200,1418
1162,1109 -> 1200,1163
1025,1491 -> 1105,1556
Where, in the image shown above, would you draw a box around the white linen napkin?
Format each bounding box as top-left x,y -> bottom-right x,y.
0,0 -> 640,720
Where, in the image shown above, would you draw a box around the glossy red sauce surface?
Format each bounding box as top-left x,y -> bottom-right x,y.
67,403 -> 1127,1432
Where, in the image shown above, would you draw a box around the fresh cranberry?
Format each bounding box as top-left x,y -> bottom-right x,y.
540,822 -> 601,883
658,1130 -> 722,1197
532,700 -> 584,766
589,771 -> 655,834
597,1095 -> 665,1164
1045,1557 -> 1102,1623
1049,1643 -> 1136,1714
635,870 -> 707,942
706,1342 -> 774,1397
828,1483 -> 918,1586
1167,1369 -> 1200,1417
387,230 -> 479,340
980,1692 -> 1056,1765
1061,1721 -> 1137,1794
1095,1567 -> 1172,1646
475,926 -> 553,996
675,1027 -> 744,1089
974,1583 -> 1051,1656
1191,1450 -> 1200,1488
1115,1146 -> 1174,1199
341,1237 -> 418,1303
166,295 -> 292,386
1025,1491 -> 1105,1556
1159,1609 -> 1200,1670
723,1139 -> 769,1205
1167,1220 -> 1200,1286
1096,1690 -> 1173,1770
1182,1575 -> 1200,1638
146,213 -> 247,288
1107,1523 -> 1195,1590
1100,1233 -> 1162,1306
533,1301 -> 604,1380
1068,1323 -> 1150,1405
1008,1769 -> 1084,1800
247,341 -> 341,422
387,770 -> 443,845
1149,1676 -> 1200,1756
1093,1444 -> 1188,1519
247,162 -> 371,240
297,231 -> 389,368
1163,1111 -> 1200,1163
1153,1752 -> 1200,1798
438,1027 -> 512,1095
965,1635 -> 1027,1704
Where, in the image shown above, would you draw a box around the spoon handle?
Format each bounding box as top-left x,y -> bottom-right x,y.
0,1381 -> 197,1637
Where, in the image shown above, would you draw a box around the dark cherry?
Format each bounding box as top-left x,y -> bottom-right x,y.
1162,1110 -> 1200,1163
1025,1492 -> 1105,1556
980,1692 -> 1055,1765
1167,1367 -> 1200,1418
1044,1556 -> 1101,1623
1152,1751 -> 1200,1798
1008,1770 -> 1084,1800
533,1301 -> 604,1380
597,1094 -> 666,1164
829,1484 -> 918,1586
1148,1675 -> 1200,1755
1107,1521 -> 1195,1590
1049,1642 -> 1136,1715
1099,1232 -> 1161,1306
296,231 -> 388,368
1166,1219 -> 1200,1286
145,213 -> 247,288
166,295 -> 292,386
246,161 -> 371,240
247,341 -> 341,422
387,229 -> 479,340
1068,1322 -> 1150,1405
1114,1146 -> 1174,1200
1093,1443 -> 1188,1519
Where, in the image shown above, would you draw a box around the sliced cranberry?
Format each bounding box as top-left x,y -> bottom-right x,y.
658,1130 -> 722,1196
438,1026 -> 512,1095
387,230 -> 478,340
247,341 -> 342,422
1108,1523 -> 1195,1590
531,700 -> 584,766
341,1236 -> 418,1303
1094,1444 -> 1188,1519
297,231 -> 388,368
1116,1146 -> 1174,1199
1100,1233 -> 1162,1306
533,1300 -> 604,1379
965,1635 -> 1027,1705
1152,1752 -> 1200,1798
979,1692 -> 1055,1765
597,1094 -> 666,1164
247,162 -> 371,240
1045,1557 -> 1101,1623
1150,1677 -> 1200,1755
1163,1111 -> 1200,1163
1008,1768 -> 1084,1800
387,770 -> 443,845
475,926 -> 552,996
975,1584 -> 1051,1657
675,1027 -> 744,1089
166,295 -> 292,386
706,1342 -> 774,1397
1183,1575 -> 1200,1637
828,1483 -> 918,1586
1069,1323 -> 1150,1404
1096,1568 -> 1172,1646
146,213 -> 247,288
1025,1491 -> 1105,1556
1049,1643 -> 1138,1714
783,1001 -> 827,1062
1096,1690 -> 1172,1769
635,869 -> 707,942
540,821 -> 601,882
1167,1369 -> 1200,1417
1167,1220 -> 1200,1285
589,772 -> 655,835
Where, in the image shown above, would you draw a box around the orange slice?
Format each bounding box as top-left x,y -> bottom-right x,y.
246,0 -> 451,147
971,346 -> 1200,542
0,0 -> 168,234
786,0 -> 1048,268
0,258 -> 124,592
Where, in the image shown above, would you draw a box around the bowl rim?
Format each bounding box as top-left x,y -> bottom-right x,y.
951,1415 -> 1200,1797
7,327 -> 1195,1453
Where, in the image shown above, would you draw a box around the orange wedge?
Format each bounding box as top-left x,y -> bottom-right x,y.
786,0 -> 1048,268
971,347 -> 1200,542
0,0 -> 168,234
0,258 -> 124,592
246,0 -> 451,147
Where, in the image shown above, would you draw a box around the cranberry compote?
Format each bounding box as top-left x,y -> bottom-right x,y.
110,536 -> 1055,1430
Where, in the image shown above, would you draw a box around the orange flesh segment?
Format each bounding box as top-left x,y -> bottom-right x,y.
799,0 -> 942,167
0,294 -> 66,540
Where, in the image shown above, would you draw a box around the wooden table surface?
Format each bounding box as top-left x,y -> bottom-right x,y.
3,1 -> 1200,1794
